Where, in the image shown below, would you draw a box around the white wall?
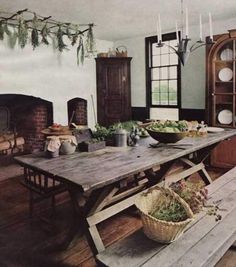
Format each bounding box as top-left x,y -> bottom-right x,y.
0,34 -> 113,128
115,17 -> 236,110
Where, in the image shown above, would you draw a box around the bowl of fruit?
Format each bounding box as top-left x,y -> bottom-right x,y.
145,120 -> 188,143
49,123 -> 63,132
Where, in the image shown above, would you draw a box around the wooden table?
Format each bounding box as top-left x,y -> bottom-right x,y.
15,129 -> 236,255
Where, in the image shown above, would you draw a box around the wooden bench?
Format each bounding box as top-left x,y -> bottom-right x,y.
97,167 -> 236,267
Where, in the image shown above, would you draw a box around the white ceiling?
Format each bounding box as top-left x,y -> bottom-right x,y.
0,0 -> 236,41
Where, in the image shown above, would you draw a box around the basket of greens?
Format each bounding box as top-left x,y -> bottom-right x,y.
146,120 -> 188,143
135,186 -> 194,243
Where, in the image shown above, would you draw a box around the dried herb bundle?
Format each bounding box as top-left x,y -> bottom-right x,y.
77,36 -> 84,65
18,17 -> 28,48
66,23 -> 72,40
31,14 -> 39,49
41,23 -> 50,45
0,21 -> 4,40
57,25 -> 67,52
86,24 -> 95,53
8,29 -> 18,49
4,23 -> 11,36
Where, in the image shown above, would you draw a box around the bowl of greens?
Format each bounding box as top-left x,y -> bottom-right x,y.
146,120 -> 188,143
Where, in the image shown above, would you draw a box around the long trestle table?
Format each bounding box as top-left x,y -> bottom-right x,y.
15,129 -> 236,255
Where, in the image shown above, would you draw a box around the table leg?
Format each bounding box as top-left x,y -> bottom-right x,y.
144,160 -> 175,185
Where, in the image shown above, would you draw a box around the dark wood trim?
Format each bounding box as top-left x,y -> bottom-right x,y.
131,107 -> 149,122
145,37 -> 151,118
179,108 -> 206,122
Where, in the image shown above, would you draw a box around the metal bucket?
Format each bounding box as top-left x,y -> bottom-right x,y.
114,129 -> 127,147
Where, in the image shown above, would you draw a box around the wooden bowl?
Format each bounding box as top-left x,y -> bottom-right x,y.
146,129 -> 187,143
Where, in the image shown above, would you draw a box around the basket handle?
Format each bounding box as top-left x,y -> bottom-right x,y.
116,45 -> 127,52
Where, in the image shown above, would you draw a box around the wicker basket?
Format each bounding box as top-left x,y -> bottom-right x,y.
135,186 -> 194,243
116,46 -> 128,57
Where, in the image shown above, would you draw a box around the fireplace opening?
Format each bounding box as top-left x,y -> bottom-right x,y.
67,98 -> 87,126
0,94 -> 53,153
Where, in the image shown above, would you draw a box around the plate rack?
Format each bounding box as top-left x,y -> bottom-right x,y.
206,29 -> 236,168
206,30 -> 236,128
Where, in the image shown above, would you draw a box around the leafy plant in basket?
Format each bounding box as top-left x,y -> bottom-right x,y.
135,186 -> 194,243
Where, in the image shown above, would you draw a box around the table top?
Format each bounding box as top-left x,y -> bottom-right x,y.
15,129 -> 236,192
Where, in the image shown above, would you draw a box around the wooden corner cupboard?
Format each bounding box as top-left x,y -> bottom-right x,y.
206,29 -> 236,168
96,57 -> 132,127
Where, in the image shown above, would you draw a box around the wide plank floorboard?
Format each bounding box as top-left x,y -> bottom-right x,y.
0,164 -> 235,267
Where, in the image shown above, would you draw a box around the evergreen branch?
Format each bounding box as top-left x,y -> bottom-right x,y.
0,21 -> 3,40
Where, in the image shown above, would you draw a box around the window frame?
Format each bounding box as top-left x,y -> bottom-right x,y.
145,32 -> 181,109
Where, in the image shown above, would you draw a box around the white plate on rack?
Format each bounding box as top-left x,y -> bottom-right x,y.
217,109 -> 233,124
207,127 -> 224,133
218,67 -> 233,82
220,48 -> 233,61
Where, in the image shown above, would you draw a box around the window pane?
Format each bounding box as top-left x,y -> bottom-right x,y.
152,93 -> 160,105
169,80 -> 177,93
169,93 -> 177,105
160,80 -> 168,93
152,55 -> 161,67
152,81 -> 160,92
152,43 -> 160,56
160,93 -> 169,105
160,44 -> 169,54
152,68 -> 161,80
169,66 -> 177,79
160,54 -> 169,66
170,54 -> 178,65
160,67 -> 168,79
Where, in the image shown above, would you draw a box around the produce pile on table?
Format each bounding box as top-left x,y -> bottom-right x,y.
146,120 -> 188,133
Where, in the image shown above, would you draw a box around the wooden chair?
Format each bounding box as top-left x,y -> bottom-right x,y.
21,166 -> 68,218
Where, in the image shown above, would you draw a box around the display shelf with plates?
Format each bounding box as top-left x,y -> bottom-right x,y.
206,31 -> 236,129
206,29 -> 236,168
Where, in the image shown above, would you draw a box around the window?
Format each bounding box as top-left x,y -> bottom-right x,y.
145,32 -> 181,109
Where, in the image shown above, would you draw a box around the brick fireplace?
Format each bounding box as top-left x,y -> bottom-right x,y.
67,98 -> 88,125
0,94 -> 53,152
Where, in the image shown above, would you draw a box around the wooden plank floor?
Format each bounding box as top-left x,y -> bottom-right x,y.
0,164 -> 235,267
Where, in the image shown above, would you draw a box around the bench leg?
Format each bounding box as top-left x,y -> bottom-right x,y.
88,225 -> 105,253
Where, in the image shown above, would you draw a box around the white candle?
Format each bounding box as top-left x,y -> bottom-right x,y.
157,20 -> 160,44
176,21 -> 180,44
185,8 -> 189,37
209,12 -> 213,40
158,14 -> 162,43
199,14 -> 203,41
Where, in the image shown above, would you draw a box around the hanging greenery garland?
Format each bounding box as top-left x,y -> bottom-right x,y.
0,8 -> 95,65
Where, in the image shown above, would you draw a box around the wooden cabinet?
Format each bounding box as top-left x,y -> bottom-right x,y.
206,30 -> 236,168
96,57 -> 132,127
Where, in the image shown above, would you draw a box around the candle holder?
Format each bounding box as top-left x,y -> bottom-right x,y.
156,0 -> 216,66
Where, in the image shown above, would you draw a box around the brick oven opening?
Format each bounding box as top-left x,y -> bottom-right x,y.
67,98 -> 87,125
0,94 -> 53,154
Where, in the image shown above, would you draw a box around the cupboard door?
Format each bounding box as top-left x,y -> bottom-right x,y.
96,58 -> 132,127
211,136 -> 236,168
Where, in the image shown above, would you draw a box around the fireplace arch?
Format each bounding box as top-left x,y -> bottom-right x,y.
0,94 -> 53,152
